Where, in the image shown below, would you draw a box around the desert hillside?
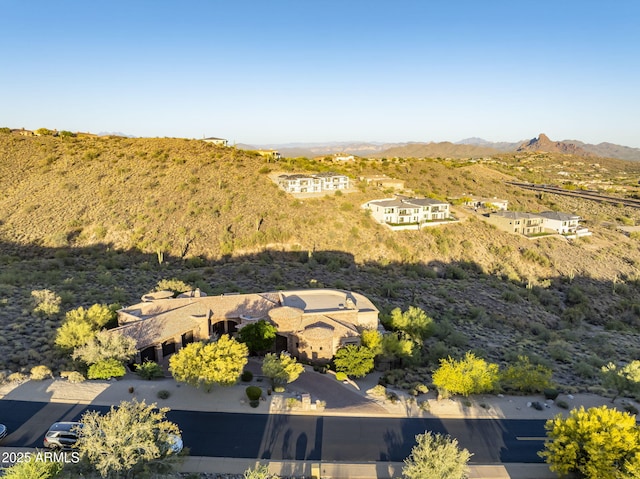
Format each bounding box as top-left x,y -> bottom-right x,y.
1,133 -> 640,395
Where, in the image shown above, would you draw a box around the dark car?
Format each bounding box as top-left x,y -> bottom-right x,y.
43,422 -> 82,450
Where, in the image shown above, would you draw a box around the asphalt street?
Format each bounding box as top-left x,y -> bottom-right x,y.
0,400 -> 546,463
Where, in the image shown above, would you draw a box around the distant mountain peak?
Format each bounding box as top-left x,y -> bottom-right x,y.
517,133 -> 591,156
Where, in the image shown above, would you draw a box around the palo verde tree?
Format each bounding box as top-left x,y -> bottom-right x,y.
237,319 -> 277,354
261,352 -> 304,388
432,351 -> 499,398
402,431 -> 472,479
55,304 -> 117,351
500,355 -> 553,394
385,306 -> 434,342
1,455 -> 62,479
76,398 -> 182,479
539,405 -> 640,479
333,345 -> 375,378
169,335 -> 248,391
601,360 -> 640,402
72,330 -> 137,366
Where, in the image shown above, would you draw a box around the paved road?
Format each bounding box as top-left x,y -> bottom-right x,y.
1,400 -> 546,463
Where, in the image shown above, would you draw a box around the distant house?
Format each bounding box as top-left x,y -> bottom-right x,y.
277,172 -> 349,193
537,211 -> 591,237
363,195 -> 452,230
11,128 -> 34,136
359,175 -> 405,190
111,289 -> 379,364
255,149 -> 282,160
485,211 -> 545,236
464,197 -> 509,211
333,154 -> 355,162
202,137 -> 228,146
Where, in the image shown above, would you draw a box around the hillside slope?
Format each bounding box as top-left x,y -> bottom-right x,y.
1,134 -> 640,390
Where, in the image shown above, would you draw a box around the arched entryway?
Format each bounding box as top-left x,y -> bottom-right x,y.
211,319 -> 238,337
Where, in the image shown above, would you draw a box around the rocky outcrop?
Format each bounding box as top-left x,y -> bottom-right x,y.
517,133 -> 592,156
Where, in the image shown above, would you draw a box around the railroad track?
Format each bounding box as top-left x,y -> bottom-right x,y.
507,182 -> 640,209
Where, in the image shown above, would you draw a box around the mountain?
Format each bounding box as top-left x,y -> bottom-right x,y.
373,141 -> 501,159
562,140 -> 640,162
238,141 -> 406,158
516,133 -> 592,156
456,137 -> 522,152
459,136 -> 640,161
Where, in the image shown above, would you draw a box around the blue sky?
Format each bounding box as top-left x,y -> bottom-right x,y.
2,1 -> 639,147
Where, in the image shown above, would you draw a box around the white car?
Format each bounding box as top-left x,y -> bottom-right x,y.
166,433 -> 183,454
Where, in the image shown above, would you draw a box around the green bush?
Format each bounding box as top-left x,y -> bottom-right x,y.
335,372 -> 348,381
544,388 -> 559,400
246,386 -> 262,401
87,359 -> 126,379
157,390 -> 171,399
241,370 -> 253,382
556,400 -> 569,409
135,361 -> 164,380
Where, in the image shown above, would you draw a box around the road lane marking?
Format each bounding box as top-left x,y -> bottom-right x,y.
516,437 -> 546,441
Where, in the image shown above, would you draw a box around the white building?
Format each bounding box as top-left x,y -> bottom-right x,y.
537,211 -> 591,237
277,172 -> 349,193
363,195 -> 452,229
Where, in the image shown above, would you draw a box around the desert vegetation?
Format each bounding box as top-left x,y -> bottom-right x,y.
0,135 -> 639,397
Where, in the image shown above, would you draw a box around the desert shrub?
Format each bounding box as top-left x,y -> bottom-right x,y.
501,290 -> 521,303
135,361 -> 164,380
273,386 -> 285,393
368,384 -> 387,397
575,362 -> 597,379
30,365 -> 53,381
386,391 -> 399,403
153,278 -> 192,296
61,370 -> 86,383
544,388 -> 559,400
286,397 -> 301,409
566,285 -> 588,306
556,400 -> 569,409
7,372 -> 27,383
548,340 -> 571,362
241,370 -> 254,382
335,372 -> 347,381
500,355 -> 553,393
246,386 -> 262,401
87,359 -> 126,379
31,289 -> 62,317
157,390 -> 171,400
409,383 -> 429,396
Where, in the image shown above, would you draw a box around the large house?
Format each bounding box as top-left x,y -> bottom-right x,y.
111,289 -> 379,364
485,211 -> 545,236
362,195 -> 452,229
486,210 -> 590,238
202,137 -> 228,146
536,211 -> 590,236
277,172 -> 350,193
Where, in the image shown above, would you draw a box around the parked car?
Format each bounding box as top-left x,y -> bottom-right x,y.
43,422 -> 82,450
0,424 -> 7,440
166,433 -> 183,454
